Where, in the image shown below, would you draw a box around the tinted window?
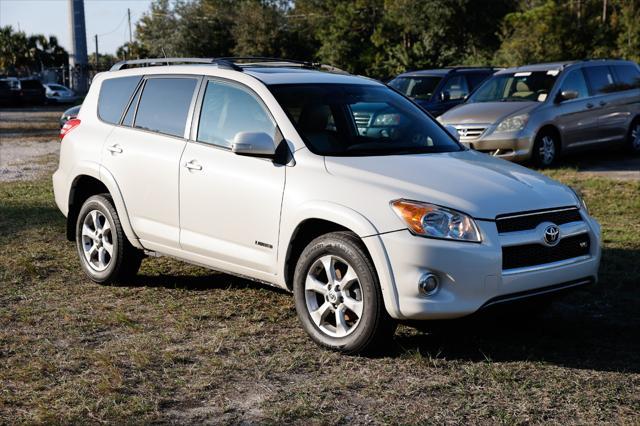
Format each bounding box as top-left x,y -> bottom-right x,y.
583,66 -> 617,94
466,72 -> 491,90
98,76 -> 141,124
197,81 -> 276,148
134,78 -> 197,137
613,65 -> 640,90
21,80 -> 42,90
441,75 -> 469,100
560,69 -> 589,99
388,76 -> 442,100
270,83 -> 462,157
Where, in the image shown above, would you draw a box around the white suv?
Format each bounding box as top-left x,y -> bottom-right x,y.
53,58 -> 601,354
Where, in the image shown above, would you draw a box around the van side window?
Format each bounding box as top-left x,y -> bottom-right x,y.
134,78 -> 198,138
98,76 -> 142,124
613,65 -> 640,91
583,66 -> 617,95
197,81 -> 276,148
466,73 -> 491,91
560,69 -> 589,99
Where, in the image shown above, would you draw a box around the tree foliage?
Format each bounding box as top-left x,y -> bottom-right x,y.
0,26 -> 68,74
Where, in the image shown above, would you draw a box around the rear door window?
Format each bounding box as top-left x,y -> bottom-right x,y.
612,65 -> 640,90
98,76 -> 142,124
134,77 -> 198,138
583,66 -> 617,95
560,69 -> 589,99
441,75 -> 469,100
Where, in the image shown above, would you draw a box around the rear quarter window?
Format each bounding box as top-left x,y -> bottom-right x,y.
583,66 -> 618,95
98,76 -> 142,124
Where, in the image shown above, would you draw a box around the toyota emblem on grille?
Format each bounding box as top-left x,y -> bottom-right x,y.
543,224 -> 560,246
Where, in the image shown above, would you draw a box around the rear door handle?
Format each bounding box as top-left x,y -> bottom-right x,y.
106,144 -> 123,154
599,101 -> 607,106
184,160 -> 202,171
586,103 -> 594,109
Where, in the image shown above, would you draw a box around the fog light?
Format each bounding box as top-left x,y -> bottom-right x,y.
418,273 -> 439,296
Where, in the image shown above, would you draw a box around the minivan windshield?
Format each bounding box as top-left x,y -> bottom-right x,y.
469,71 -> 558,103
387,76 -> 442,100
269,83 -> 463,157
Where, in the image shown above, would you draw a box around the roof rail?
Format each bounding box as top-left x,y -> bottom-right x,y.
110,57 -> 242,72
110,56 -> 349,74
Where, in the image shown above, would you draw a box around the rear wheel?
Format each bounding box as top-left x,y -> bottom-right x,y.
532,130 -> 559,167
75,194 -> 143,284
293,232 -> 396,354
628,120 -> 640,154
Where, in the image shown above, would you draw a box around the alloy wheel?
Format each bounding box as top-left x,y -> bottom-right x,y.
304,255 -> 364,338
632,124 -> 640,152
539,135 -> 556,165
81,210 -> 114,271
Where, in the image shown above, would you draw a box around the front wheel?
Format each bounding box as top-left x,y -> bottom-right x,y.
75,194 -> 143,284
532,131 -> 559,168
293,232 -> 396,354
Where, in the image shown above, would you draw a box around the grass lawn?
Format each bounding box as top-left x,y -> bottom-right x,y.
1,173 -> 639,424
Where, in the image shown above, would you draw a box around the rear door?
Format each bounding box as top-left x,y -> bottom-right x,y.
179,78 -> 285,274
101,75 -> 200,249
583,65 -> 626,143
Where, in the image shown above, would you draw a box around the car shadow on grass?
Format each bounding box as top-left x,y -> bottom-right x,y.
393,247 -> 640,374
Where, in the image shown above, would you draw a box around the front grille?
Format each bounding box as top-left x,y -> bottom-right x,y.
502,233 -> 590,270
353,112 -> 372,128
496,207 -> 582,234
455,125 -> 487,141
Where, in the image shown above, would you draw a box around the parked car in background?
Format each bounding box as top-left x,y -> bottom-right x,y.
388,67 -> 498,117
438,59 -> 640,166
59,105 -> 81,129
18,78 -> 46,105
53,57 -> 601,354
0,77 -> 21,106
45,83 -> 79,104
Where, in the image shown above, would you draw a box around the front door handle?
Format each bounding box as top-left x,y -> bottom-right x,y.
184,160 -> 202,171
106,144 -> 123,154
599,101 -> 607,106
586,103 -> 594,109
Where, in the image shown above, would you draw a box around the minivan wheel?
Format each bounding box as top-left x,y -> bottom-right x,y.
293,232 -> 396,354
629,121 -> 640,154
75,194 -> 143,284
532,131 -> 559,167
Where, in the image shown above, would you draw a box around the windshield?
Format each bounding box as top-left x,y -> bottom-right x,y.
387,76 -> 442,100
469,71 -> 558,103
269,83 -> 463,157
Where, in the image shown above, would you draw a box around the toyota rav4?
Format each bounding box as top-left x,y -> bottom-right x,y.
53,57 -> 601,354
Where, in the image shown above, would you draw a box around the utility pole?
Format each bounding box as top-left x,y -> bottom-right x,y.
68,0 -> 88,93
602,0 -> 607,23
127,8 -> 133,44
94,34 -> 99,71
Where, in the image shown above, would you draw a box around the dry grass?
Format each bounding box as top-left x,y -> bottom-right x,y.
0,174 -> 638,424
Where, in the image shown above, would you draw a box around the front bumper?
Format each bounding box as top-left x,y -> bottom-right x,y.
380,213 -> 601,320
451,124 -> 536,162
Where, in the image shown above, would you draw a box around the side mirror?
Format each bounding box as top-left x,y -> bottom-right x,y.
556,90 -> 578,103
444,125 -> 460,141
232,131 -> 276,157
440,91 -> 451,102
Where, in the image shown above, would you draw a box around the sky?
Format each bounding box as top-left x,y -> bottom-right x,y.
0,0 -> 154,55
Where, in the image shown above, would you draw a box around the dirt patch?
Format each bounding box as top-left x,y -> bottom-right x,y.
0,139 -> 59,182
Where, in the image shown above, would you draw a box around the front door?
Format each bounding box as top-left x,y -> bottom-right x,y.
179,79 -> 286,274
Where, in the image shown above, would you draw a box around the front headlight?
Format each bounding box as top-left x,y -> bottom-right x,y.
570,187 -> 589,213
495,113 -> 529,133
391,200 -> 481,242
373,113 -> 400,126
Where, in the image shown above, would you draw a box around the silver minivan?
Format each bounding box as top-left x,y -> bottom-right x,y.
438,59 -> 640,166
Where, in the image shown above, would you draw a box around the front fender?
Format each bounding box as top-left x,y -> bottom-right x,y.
277,200 -> 403,319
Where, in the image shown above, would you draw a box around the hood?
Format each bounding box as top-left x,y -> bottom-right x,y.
324,150 -> 577,219
439,101 -> 538,125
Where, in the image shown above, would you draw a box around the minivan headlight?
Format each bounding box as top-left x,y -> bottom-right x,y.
495,113 -> 529,133
391,200 -> 481,242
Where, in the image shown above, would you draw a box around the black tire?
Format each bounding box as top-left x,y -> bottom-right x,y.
75,194 -> 143,284
531,130 -> 560,168
293,231 -> 396,354
628,119 -> 640,154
